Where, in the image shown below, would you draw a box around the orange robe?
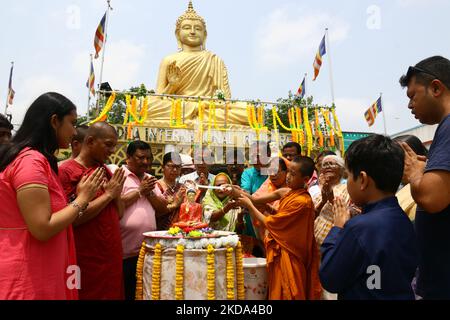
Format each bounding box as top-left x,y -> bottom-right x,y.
264,189 -> 322,300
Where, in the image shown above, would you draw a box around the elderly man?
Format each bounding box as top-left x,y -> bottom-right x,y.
399,56 -> 450,300
59,122 -> 126,300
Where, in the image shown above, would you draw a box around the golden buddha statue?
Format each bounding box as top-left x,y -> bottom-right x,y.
145,1 -> 248,129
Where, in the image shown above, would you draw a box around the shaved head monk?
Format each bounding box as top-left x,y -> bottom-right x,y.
59,122 -> 126,300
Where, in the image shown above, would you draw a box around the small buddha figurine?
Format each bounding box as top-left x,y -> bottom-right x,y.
156,1 -> 231,98
178,188 -> 203,223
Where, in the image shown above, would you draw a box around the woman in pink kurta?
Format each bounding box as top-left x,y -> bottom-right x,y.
0,149 -> 78,299
0,92 -> 103,300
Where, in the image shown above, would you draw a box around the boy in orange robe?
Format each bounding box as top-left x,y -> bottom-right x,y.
237,156 -> 322,300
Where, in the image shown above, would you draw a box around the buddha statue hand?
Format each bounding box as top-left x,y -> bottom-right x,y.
167,61 -> 181,87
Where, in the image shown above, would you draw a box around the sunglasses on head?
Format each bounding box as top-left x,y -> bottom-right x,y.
406,66 -> 440,82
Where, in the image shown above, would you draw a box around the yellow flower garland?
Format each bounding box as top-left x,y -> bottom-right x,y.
321,108 -> 335,147
89,91 -> 116,125
296,107 -> 305,148
206,244 -> 215,300
151,243 -> 162,300
332,108 -> 345,156
175,244 -> 184,300
135,241 -> 147,300
226,246 -> 235,300
315,109 -> 324,148
236,241 -> 245,300
303,108 -> 313,156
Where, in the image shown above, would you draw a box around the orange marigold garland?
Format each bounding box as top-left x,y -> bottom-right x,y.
175,244 -> 184,300
151,243 -> 162,300
226,246 -> 235,300
236,241 -> 245,300
135,241 -> 147,300
206,244 -> 216,300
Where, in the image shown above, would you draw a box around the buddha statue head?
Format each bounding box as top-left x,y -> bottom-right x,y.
175,1 -> 207,51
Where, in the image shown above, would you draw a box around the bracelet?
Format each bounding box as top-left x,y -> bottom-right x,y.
71,201 -> 88,218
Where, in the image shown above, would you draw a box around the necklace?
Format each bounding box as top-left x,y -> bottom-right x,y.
162,178 -> 177,203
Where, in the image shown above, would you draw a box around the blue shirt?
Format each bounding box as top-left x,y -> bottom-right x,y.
240,167 -> 268,237
320,197 -> 418,300
415,114 -> 450,299
240,167 -> 267,195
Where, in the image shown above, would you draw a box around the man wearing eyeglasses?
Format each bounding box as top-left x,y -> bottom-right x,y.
399,56 -> 450,299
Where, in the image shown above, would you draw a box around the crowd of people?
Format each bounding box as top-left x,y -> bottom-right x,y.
0,56 -> 449,300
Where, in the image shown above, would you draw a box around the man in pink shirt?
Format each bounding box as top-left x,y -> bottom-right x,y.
109,141 -> 168,300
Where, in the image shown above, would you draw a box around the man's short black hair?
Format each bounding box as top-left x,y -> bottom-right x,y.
292,155 -> 315,178
127,140 -> 151,157
0,114 -> 13,131
393,135 -> 428,157
399,56 -> 450,89
282,142 -> 302,155
345,134 -> 404,194
72,125 -> 88,143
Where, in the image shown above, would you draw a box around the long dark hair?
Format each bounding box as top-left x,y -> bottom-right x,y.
0,92 -> 77,173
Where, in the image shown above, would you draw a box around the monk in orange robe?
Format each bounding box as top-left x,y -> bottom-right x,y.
237,156 -> 322,300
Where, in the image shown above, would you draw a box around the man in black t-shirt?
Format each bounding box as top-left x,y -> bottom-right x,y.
399,56 -> 450,299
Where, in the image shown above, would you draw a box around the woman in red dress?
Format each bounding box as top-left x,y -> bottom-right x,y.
0,92 -> 103,300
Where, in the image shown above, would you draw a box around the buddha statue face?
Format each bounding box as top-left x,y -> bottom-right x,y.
175,1 -> 207,51
178,19 -> 206,49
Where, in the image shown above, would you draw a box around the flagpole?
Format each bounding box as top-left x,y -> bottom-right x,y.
325,28 -> 336,106
87,54 -> 93,122
4,61 -> 13,116
380,92 -> 388,136
96,0 -> 112,115
304,73 -> 307,99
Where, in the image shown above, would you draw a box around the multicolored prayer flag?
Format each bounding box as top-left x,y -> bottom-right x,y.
297,76 -> 306,99
94,12 -> 107,59
86,59 -> 95,96
312,35 -> 327,81
364,97 -> 382,127
7,63 -> 14,105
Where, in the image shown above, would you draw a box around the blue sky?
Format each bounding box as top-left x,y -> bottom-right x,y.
1,0 -> 449,135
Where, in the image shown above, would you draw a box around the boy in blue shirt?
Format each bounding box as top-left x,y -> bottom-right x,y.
319,134 -> 419,300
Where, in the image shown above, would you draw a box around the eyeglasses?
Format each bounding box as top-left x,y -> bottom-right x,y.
406,66 -> 440,83
322,162 -> 340,169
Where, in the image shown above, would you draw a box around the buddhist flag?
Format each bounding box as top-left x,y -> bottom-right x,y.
94,12 -> 107,59
86,59 -> 95,96
297,76 -> 306,99
7,63 -> 15,105
312,35 -> 327,81
364,97 -> 382,127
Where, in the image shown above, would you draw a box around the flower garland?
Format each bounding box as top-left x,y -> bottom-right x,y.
314,109 -> 324,148
151,243 -> 162,300
123,95 -> 150,139
303,108 -> 313,157
271,107 -> 281,154
135,241 -> 147,300
226,246 -> 235,300
175,244 -> 184,300
247,104 -> 267,140
89,91 -> 116,125
206,244 -> 215,300
169,99 -> 187,128
332,108 -> 345,156
236,241 -> 245,300
296,107 -> 305,148
321,108 -> 335,148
